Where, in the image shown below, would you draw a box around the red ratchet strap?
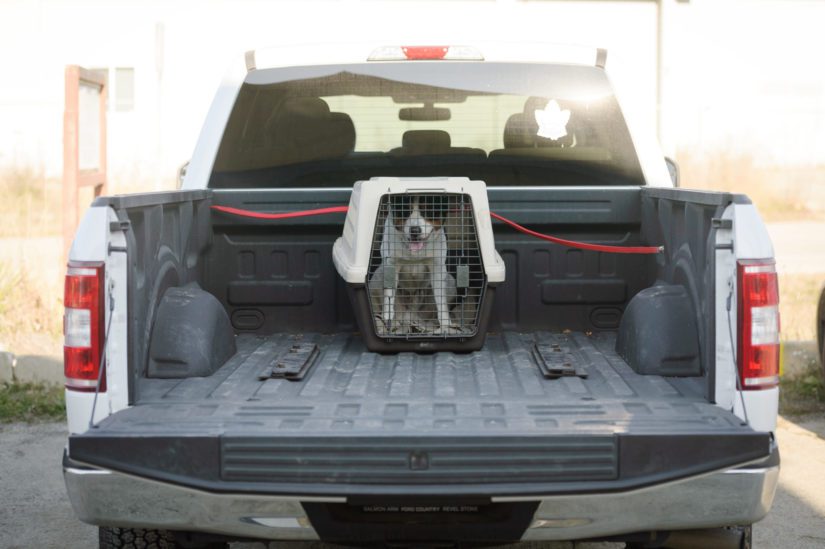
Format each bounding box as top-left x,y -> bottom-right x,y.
211,205 -> 662,255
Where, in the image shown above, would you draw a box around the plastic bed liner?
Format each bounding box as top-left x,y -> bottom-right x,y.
69,332 -> 770,497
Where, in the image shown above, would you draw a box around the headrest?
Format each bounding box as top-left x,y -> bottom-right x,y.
284,97 -> 331,117
523,96 -> 549,116
502,113 -> 537,148
502,98 -> 549,149
502,96 -> 582,150
401,130 -> 451,152
266,97 -> 356,163
326,112 -> 356,156
268,97 -> 332,149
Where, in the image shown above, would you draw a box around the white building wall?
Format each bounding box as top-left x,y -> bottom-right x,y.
0,0 -> 661,192
668,0 -> 825,166
4,0 -> 823,193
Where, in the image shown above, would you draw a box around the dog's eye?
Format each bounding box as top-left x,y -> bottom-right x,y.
420,196 -> 449,222
389,195 -> 412,219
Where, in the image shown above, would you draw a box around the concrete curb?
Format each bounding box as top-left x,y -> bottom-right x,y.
0,352 -> 14,382
15,355 -> 64,385
0,353 -> 63,385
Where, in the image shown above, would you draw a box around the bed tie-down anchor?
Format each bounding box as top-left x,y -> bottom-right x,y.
532,340 -> 589,379
257,342 -> 319,381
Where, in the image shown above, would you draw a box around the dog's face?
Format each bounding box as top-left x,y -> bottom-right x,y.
389,195 -> 449,254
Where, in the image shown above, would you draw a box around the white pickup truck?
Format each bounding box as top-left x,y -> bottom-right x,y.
62,44 -> 779,549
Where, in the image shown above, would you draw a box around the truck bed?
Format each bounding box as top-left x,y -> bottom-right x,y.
132,331 -> 713,433
69,331 -> 770,497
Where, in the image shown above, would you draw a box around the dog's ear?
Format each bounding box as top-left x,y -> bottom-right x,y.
389,194 -> 412,220
420,194 -> 452,223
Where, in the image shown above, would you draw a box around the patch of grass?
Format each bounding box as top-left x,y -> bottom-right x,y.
0,262 -> 63,355
0,381 -> 65,423
780,273 -> 823,342
779,359 -> 825,416
0,166 -> 62,237
0,165 -> 172,239
676,150 -> 825,222
773,273 -> 823,415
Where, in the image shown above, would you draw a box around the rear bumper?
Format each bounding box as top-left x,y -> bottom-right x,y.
64,447 -> 779,543
521,453 -> 779,541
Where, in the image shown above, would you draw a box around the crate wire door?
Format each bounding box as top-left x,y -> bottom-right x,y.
367,193 -> 485,339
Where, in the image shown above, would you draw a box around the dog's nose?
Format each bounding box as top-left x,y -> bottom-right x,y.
409,226 -> 421,240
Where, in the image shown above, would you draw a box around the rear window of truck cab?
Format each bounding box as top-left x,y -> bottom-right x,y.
210,62 -> 645,188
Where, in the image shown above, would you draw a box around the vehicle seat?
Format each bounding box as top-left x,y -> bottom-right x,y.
266,97 -> 356,166
500,112 -> 537,149
490,97 -> 586,160
389,130 -> 485,157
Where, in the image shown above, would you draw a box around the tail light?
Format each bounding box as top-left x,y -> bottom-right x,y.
64,262 -> 105,392
737,260 -> 780,390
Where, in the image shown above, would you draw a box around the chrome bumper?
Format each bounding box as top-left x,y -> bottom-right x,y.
64,460 -> 778,542
64,464 -> 331,540
517,464 -> 779,540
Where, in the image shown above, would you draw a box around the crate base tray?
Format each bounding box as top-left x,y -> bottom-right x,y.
347,284 -> 497,353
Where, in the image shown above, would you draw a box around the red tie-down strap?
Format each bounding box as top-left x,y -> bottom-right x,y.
210,205 -> 350,219
210,205 -> 663,255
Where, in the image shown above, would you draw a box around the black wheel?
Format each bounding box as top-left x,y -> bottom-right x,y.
98,528 -> 228,549
625,525 -> 752,549
818,285 -> 825,379
736,524 -> 753,549
821,337 -> 825,383
99,527 -> 177,549
721,525 -> 753,549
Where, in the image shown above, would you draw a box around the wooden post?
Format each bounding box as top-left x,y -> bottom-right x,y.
62,65 -> 107,261
63,65 -> 80,261
97,70 -> 108,198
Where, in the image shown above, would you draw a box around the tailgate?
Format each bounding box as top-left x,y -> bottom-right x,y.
70,426 -> 769,497
69,333 -> 770,497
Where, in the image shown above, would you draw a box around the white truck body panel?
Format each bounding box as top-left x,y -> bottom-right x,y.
66,206 -> 130,435
181,56 -> 247,193
714,202 -> 779,432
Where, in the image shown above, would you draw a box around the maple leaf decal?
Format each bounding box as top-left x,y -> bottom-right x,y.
534,100 -> 570,140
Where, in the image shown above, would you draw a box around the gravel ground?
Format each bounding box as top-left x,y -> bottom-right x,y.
1,417 -> 824,549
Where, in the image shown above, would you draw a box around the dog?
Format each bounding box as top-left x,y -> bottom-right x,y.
369,194 -> 457,335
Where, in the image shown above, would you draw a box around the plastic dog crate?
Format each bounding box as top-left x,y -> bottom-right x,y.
333,177 -> 505,352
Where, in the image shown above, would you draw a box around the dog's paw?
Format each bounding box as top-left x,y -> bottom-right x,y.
433,324 -> 463,336
374,317 -> 389,335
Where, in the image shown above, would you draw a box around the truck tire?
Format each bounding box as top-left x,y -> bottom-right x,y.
821,336 -> 825,384
98,527 -> 228,549
735,524 -> 753,549
625,525 -> 752,548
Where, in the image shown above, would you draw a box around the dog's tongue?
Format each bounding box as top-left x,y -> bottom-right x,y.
409,241 -> 425,252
